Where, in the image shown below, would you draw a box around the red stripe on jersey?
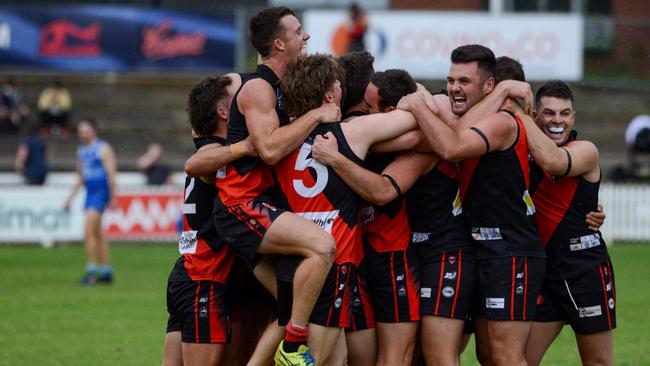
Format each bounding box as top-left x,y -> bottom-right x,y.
216,164 -> 275,207
364,201 -> 411,252
607,260 -> 616,301
437,160 -> 458,180
599,265 -> 613,330
523,257 -> 528,321
209,283 -> 217,342
459,159 -> 479,202
194,281 -> 201,342
510,257 -> 516,320
435,252 -> 446,316
390,253 -> 400,321
451,250 -> 462,318
340,268 -> 352,328
403,252 -> 420,320
532,173 -> 579,245
513,115 -> 531,189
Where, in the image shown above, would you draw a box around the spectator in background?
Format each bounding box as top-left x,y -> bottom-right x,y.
625,115 -> 650,175
0,78 -> 30,132
64,119 -> 117,285
347,3 -> 368,53
136,142 -> 171,185
14,121 -> 49,185
38,80 -> 72,138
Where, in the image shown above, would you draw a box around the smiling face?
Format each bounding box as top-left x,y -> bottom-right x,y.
447,61 -> 493,116
534,96 -> 576,145
279,15 -> 310,65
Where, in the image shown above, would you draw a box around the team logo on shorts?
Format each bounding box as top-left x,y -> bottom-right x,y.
421,287 -> 432,299
608,298 -> 615,309
442,286 -> 455,298
199,307 -> 208,318
448,256 -> 457,265
537,294 -> 544,305
444,272 -> 457,280
398,285 -> 407,297
334,297 -> 343,309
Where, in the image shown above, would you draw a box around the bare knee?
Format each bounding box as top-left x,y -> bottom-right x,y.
308,232 -> 335,266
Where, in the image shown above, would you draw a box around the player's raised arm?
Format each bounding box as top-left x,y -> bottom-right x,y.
403,90 -> 516,162
341,109 -> 417,159
241,79 -> 339,165
458,79 -> 533,130
519,111 -> 599,179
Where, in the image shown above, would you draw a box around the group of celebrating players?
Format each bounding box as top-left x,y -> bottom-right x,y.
161,6 -> 616,366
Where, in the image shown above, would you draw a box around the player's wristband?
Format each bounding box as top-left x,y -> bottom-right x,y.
560,147 -> 572,177
230,141 -> 248,160
382,174 -> 402,197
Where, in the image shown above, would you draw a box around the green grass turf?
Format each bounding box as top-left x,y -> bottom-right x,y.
0,243 -> 648,365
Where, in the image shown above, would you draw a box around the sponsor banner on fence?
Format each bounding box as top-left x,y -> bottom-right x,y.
304,10 -> 584,80
0,187 -> 181,245
0,6 -> 235,71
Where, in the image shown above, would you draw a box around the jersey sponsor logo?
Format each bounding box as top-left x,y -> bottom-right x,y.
411,232 -> 430,243
569,233 -> 601,251
444,271 -> 457,280
486,297 -> 505,309
442,286 -> 455,298
452,188 -> 463,216
360,206 -> 375,226
471,227 -> 503,241
178,230 -> 198,254
578,305 -> 602,318
297,210 -> 339,234
523,190 -> 536,215
420,287 -> 432,298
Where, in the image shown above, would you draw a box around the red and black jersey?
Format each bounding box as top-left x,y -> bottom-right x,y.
459,113 -> 544,259
360,153 -> 411,253
168,136 -> 235,284
274,123 -> 364,266
530,131 -> 609,279
406,159 -> 470,252
217,65 -> 290,206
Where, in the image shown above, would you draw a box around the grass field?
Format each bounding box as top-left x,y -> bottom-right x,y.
0,243 -> 648,365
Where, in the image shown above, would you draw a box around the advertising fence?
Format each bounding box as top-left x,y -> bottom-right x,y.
0,181 -> 647,245
304,10 -> 584,80
0,6 -> 236,71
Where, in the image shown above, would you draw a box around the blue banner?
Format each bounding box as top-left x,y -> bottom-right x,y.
0,6 -> 236,71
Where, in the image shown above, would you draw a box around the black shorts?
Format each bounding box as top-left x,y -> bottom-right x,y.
166,280 -> 230,344
347,264 -> 376,331
364,243 -> 419,323
418,246 -> 477,320
278,263 -> 375,329
535,259 -> 616,334
478,255 -> 545,321
213,196 -> 285,269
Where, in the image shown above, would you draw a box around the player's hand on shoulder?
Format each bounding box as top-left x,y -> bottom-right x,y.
500,80 -> 533,114
500,98 -> 522,115
242,136 -> 258,157
312,132 -> 341,166
317,102 -> 341,123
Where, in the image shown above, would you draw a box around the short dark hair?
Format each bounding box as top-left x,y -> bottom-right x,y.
372,69 -> 417,110
281,54 -> 343,118
187,76 -> 233,137
249,7 -> 296,58
77,118 -> 98,131
535,80 -> 574,108
451,44 -> 496,82
495,56 -> 526,83
337,51 -> 374,113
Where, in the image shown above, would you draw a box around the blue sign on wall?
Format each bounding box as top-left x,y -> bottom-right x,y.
0,6 -> 236,71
